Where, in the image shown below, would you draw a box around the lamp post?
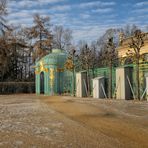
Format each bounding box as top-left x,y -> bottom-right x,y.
72,48 -> 76,96
107,37 -> 116,99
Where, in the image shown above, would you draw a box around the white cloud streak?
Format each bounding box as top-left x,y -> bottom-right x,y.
135,1 -> 148,7
50,5 -> 71,11
132,8 -> 148,13
6,0 -> 147,43
79,1 -> 116,8
92,8 -> 113,13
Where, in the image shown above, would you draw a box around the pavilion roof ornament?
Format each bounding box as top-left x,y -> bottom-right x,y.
40,61 -> 44,72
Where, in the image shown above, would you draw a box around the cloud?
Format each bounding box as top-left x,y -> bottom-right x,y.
8,17 -> 33,27
73,26 -> 101,42
125,14 -> 148,25
132,8 -> 148,13
38,0 -> 66,3
122,3 -> 131,7
92,8 -> 113,13
6,0 -> 147,43
79,1 -> 116,8
80,14 -> 90,19
51,13 -> 69,25
8,0 -> 67,9
8,0 -> 38,9
135,1 -> 148,7
50,5 -> 71,11
7,9 -> 49,19
7,11 -> 30,19
73,24 -> 121,43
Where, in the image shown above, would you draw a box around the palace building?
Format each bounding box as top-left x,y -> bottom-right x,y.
117,32 -> 148,62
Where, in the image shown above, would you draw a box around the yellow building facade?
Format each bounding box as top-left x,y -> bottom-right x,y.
117,32 -> 148,61
116,32 -> 148,100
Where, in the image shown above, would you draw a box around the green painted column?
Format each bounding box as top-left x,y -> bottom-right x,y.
45,70 -> 50,95
44,71 -> 48,95
36,74 -> 40,95
46,69 -> 50,95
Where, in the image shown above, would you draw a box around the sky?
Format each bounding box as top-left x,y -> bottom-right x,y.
7,0 -> 148,43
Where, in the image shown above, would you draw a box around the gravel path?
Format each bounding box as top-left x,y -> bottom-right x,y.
0,95 -> 66,147
0,94 -> 148,148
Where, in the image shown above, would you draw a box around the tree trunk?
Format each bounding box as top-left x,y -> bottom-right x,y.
40,31 -> 42,49
72,53 -> 75,96
109,62 -> 112,99
72,67 -> 75,96
28,53 -> 31,79
92,66 -> 95,78
136,60 -> 140,100
87,68 -> 90,97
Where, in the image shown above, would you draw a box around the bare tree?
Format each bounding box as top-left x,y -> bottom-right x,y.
127,30 -> 145,100
6,29 -> 25,76
52,25 -> 72,51
0,0 -> 8,32
0,34 -> 9,81
123,24 -> 139,38
0,0 -> 10,81
26,14 -> 52,61
0,24 -> 32,81
17,28 -> 34,80
65,47 -> 77,96
78,44 -> 93,96
90,41 -> 98,77
99,37 -> 117,98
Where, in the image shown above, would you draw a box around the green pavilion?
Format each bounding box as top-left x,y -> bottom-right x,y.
35,49 -> 72,95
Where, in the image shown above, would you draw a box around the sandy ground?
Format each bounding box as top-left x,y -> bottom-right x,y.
0,94 -> 148,148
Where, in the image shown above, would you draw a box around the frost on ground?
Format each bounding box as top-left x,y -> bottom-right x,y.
0,95 -> 148,148
0,95 -> 64,148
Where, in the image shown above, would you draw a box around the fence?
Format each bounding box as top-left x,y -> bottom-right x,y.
0,82 -> 35,94
81,62 -> 148,99
63,71 -> 73,94
1,62 -> 148,98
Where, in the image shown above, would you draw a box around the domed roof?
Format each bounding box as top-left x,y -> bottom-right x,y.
36,49 -> 67,68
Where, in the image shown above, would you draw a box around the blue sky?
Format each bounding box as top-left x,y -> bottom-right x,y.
7,0 -> 148,42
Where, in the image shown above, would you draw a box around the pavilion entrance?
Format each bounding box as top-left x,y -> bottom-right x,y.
40,72 -> 44,94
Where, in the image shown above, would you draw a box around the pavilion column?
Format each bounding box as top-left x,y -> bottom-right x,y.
36,74 -> 40,95
44,72 -> 48,95
146,77 -> 148,101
